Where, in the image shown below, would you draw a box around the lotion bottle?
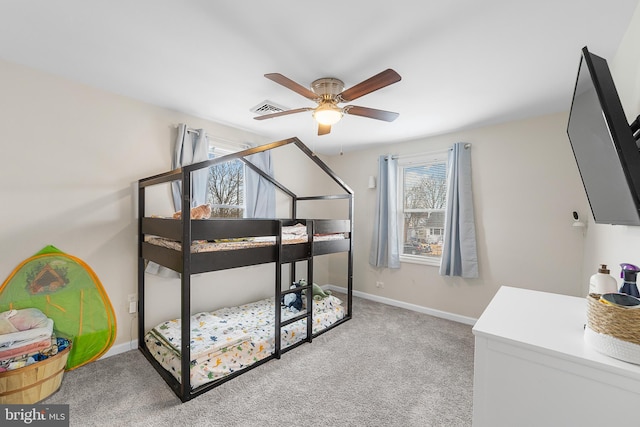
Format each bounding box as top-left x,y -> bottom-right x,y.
589,264 -> 617,294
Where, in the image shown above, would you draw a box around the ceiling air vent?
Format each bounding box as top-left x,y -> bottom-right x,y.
250,100 -> 289,115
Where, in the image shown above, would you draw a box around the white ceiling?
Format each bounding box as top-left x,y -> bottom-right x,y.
1,1 -> 638,155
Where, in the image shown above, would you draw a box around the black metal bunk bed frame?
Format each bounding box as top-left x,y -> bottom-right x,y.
137,137 -> 354,402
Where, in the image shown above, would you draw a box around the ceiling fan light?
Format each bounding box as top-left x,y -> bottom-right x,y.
313,104 -> 343,125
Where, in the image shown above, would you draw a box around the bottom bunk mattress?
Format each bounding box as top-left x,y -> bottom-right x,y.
144,295 -> 344,389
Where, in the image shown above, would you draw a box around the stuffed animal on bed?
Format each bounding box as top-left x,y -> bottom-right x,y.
172,204 -> 211,220
298,280 -> 332,300
283,280 -> 332,312
312,283 -> 332,300
283,281 -> 304,313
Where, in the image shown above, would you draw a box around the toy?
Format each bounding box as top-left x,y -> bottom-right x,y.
283,281 -> 303,313
282,280 -> 332,312
312,283 -> 332,300
0,245 -> 116,370
172,204 -> 211,220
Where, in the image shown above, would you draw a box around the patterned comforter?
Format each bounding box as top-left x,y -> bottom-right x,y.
145,295 -> 344,388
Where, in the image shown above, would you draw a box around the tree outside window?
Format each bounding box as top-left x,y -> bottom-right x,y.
206,147 -> 244,218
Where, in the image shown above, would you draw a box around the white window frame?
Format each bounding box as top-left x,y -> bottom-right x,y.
397,151 -> 448,267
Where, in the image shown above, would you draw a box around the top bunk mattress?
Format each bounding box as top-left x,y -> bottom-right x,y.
145,223 -> 346,253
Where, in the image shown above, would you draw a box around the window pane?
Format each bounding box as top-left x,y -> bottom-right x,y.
403,163 -> 447,210
401,157 -> 447,262
206,154 -> 245,218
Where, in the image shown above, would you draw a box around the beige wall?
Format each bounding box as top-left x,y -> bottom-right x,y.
580,4 -> 640,291
0,59 -> 301,347
327,112 -> 589,319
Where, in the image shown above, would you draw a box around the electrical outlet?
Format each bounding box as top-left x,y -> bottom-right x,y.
376,281 -> 384,288
128,294 -> 137,314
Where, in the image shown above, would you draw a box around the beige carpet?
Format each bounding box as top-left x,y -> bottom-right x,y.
42,295 -> 475,426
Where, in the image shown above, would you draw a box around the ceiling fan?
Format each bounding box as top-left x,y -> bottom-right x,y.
254,69 -> 401,135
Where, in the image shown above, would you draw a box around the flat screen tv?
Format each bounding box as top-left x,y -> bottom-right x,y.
567,46 -> 640,226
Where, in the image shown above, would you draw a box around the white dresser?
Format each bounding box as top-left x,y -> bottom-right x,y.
472,286 -> 640,427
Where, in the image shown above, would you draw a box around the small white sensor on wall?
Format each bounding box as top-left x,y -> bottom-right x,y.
572,211 -> 586,228
368,176 -> 376,189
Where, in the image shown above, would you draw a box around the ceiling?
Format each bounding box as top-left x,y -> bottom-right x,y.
1,1 -> 638,155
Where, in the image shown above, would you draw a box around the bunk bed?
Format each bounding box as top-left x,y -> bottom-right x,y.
137,137 -> 353,402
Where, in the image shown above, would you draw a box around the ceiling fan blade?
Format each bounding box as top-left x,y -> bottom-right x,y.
338,69 -> 401,102
344,105 -> 399,122
318,123 -> 331,136
264,73 -> 319,101
253,107 -> 313,120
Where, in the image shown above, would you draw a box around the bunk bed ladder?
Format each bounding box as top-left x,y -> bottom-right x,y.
275,220 -> 315,360
304,221 -> 314,344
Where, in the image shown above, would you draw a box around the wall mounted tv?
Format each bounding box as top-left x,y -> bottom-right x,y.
567,46 -> 640,226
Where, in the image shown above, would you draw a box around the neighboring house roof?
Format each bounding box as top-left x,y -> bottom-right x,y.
425,211 -> 445,229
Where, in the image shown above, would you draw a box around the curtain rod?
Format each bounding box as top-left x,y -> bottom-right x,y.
184,127 -> 250,149
386,143 -> 470,160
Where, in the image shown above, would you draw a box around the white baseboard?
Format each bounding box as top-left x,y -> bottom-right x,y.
324,284 -> 477,326
100,340 -> 138,360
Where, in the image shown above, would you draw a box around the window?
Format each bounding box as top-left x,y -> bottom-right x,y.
398,152 -> 448,266
206,144 -> 245,218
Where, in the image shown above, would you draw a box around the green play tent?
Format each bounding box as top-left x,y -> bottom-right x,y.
0,245 -> 116,370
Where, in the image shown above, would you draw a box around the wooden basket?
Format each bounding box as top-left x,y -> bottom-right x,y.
0,345 -> 70,404
585,293 -> 640,364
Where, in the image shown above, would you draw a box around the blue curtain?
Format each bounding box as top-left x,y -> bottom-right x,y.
369,155 -> 400,268
245,151 -> 275,218
146,124 -> 209,278
439,143 -> 478,278
171,124 -> 209,211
